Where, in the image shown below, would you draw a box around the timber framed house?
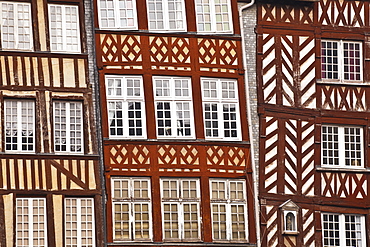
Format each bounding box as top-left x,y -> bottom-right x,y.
94,0 -> 257,245
256,0 -> 370,246
0,0 -> 103,246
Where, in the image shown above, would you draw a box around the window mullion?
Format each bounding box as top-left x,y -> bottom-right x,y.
339,214 -> 345,247
339,41 -> 344,82
66,103 -> 71,152
209,0 -> 216,32
179,201 -> 184,240
218,102 -> 224,139
114,0 -> 119,28
77,199 -> 82,247
226,202 -> 232,240
62,6 -> 67,52
28,199 -> 34,247
16,101 -> 21,151
163,0 -> 169,30
338,127 -> 345,167
171,101 -> 177,137
123,100 -> 129,135
14,4 -> 19,49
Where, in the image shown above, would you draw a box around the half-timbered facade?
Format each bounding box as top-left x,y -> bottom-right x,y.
0,0 -> 103,246
94,0 -> 257,245
255,0 -> 370,246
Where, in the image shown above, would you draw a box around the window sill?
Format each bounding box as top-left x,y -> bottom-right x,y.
282,231 -> 299,235
108,243 -> 254,246
316,166 -> 370,173
316,79 -> 370,86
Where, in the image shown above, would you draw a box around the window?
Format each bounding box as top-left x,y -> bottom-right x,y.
322,125 -> 363,168
49,4 -> 80,53
98,0 -> 137,29
65,198 -> 95,247
16,198 -> 47,247
154,76 -> 194,138
160,178 -> 201,241
5,100 -> 35,152
112,177 -> 152,241
195,0 -> 233,33
210,179 -> 247,241
202,78 -> 241,140
321,40 -> 362,82
53,101 -> 83,153
322,213 -> 366,247
106,76 -> 146,138
0,2 -> 33,50
147,0 -> 186,31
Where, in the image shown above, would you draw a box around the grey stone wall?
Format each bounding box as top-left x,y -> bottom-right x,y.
240,4 -> 259,176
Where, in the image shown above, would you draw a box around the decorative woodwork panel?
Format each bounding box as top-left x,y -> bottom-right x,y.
321,172 -> 367,199
198,38 -> 240,73
150,37 -> 191,70
283,235 -> 297,247
0,158 -> 97,191
264,116 -> 279,194
319,85 -> 368,112
206,146 -> 247,174
100,34 -> 142,66
264,205 -> 278,247
106,143 -> 248,175
262,34 -> 277,105
263,116 -> 315,196
260,4 -> 314,25
98,33 -> 241,74
318,0 -> 367,27
302,208 -> 315,247
0,55 -> 87,88
261,33 -> 316,108
109,144 -> 150,167
158,145 -> 199,166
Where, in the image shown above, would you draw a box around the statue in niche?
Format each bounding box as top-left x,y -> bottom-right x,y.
285,212 -> 295,231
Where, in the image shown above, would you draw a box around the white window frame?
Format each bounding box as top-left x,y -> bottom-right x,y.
153,76 -> 195,139
195,0 -> 233,34
146,0 -> 187,32
53,101 -> 84,154
65,198 -> 95,247
0,1 -> 33,50
16,198 -> 47,247
322,213 -> 366,247
160,178 -> 201,241
209,179 -> 248,242
106,75 -> 146,139
4,99 -> 35,153
48,4 -> 81,53
98,0 -> 138,30
321,40 -> 363,82
201,77 -> 241,141
321,125 -> 364,168
112,177 -> 152,242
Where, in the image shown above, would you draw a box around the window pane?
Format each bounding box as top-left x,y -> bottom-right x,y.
196,0 -> 232,33
5,100 -> 35,152
54,101 -> 83,153
106,76 -> 145,138
154,77 -> 193,138
112,178 -> 152,241
1,2 -> 32,50
49,4 -> 80,52
322,126 -> 339,166
65,198 -> 95,247
16,198 -> 47,247
99,0 -> 137,29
